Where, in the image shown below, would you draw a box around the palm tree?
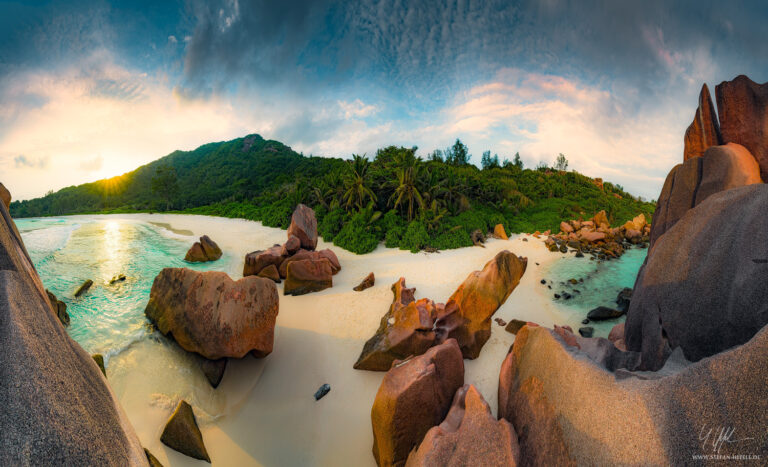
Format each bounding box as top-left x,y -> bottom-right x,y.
343,154 -> 377,212
389,165 -> 425,221
441,171 -> 467,214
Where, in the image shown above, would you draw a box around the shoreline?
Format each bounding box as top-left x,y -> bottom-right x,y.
25,213 -> 621,466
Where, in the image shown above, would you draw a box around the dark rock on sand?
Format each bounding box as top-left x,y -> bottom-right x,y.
257,264 -> 281,283
470,229 -> 485,247
184,235 -> 223,263
0,184 -> 146,464
281,235 -> 301,256
92,354 -> 106,376
626,184 -> 768,370
74,279 -> 93,297
243,246 -> 285,277
278,248 -> 340,278
314,384 -> 331,401
494,318 -> 507,327
160,400 -> 210,463
578,326 -> 594,337
371,339 -> 464,467
199,357 -> 227,389
287,203 -> 318,251
284,258 -> 333,296
587,306 -> 624,321
354,272 -> 375,291
406,385 -> 520,466
504,319 -> 528,335
145,268 -> 279,360
144,448 -> 164,467
46,289 -> 69,326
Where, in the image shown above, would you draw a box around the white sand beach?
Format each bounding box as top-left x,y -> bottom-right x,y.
83,214 -> 583,466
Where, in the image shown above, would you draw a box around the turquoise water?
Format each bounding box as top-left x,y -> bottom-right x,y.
542,247 -> 646,336
16,217 -> 236,359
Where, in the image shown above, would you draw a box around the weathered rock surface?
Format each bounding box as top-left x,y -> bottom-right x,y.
649,143 -> 762,249
184,235 -> 223,263
493,224 -> 508,240
74,279 -> 93,297
716,74 -> 768,180
243,246 -> 285,277
257,264 -> 281,282
0,187 -> 146,464
145,268 -> 279,360
0,182 -> 10,209
683,83 -> 722,160
586,306 -> 624,321
626,184 -> 768,370
371,339 -> 464,467
280,235 -> 301,256
436,250 -> 527,358
498,324 -> 768,465
504,319 -> 528,335
406,385 -> 519,466
47,289 -> 69,326
278,248 -> 340,278
287,203 -> 318,250
198,357 -> 227,388
354,278 -> 437,371
354,272 -> 375,291
284,258 -> 333,296
160,400 -> 210,463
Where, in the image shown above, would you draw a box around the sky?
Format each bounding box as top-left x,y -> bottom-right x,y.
1,1 -> 768,201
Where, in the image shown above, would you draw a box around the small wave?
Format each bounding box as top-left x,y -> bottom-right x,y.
100,326 -> 151,366
20,222 -> 81,259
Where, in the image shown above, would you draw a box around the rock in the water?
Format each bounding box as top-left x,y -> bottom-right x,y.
160,400 -> 210,463
144,448 -> 164,467
284,258 -> 333,296
257,264 -> 281,283
0,186 -> 146,464
243,246 -> 285,277
578,326 -> 594,338
92,354 -> 106,376
0,182 -> 10,209
649,143 -> 762,249
353,272 -> 375,291
435,250 -> 527,358
145,268 -> 279,360
287,203 -> 318,251
199,357 -> 227,388
498,324 -> 768,465
504,319 -> 529,335
314,384 -> 331,401
371,339 -> 464,467
493,224 -> 508,240
184,235 -> 222,263
616,287 -> 632,312
46,289 -> 69,326
716,74 -> 768,180
626,184 -> 768,370
109,274 -> 126,284
587,306 -> 624,321
74,279 -> 93,297
683,83 -> 722,160
406,384 -> 520,467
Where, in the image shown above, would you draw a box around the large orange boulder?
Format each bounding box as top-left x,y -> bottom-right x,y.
683,83 -> 722,160
287,203 -> 318,251
493,223 -> 508,240
435,250 -> 527,358
243,245 -> 285,277
184,235 -> 223,262
354,278 -> 437,371
649,143 -> 762,249
278,248 -> 340,278
145,268 -> 279,360
371,339 -> 464,467
406,385 -> 520,466
284,258 -> 333,296
715,75 -> 768,180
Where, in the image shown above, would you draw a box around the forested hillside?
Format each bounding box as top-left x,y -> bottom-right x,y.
10,134 -> 655,254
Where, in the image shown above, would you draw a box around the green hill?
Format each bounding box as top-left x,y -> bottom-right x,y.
10,134 -> 655,254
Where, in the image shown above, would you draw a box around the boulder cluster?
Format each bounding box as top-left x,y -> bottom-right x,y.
355,250 -> 527,371
184,235 -> 223,262
545,210 -> 650,259
243,203 -> 341,295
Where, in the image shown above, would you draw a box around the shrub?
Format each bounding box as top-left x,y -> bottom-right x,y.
333,213 -> 380,254
400,220 -> 430,253
318,208 -> 347,242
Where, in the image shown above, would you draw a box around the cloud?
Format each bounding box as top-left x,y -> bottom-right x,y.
78,155 -> 104,172
339,99 -> 378,118
14,154 -> 49,169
